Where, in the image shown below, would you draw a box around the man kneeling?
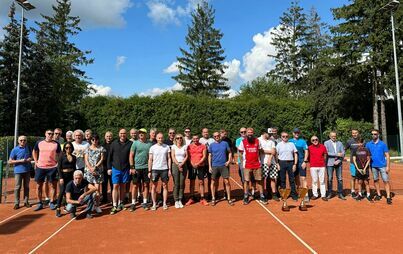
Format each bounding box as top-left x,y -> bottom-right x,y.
66,170 -> 97,219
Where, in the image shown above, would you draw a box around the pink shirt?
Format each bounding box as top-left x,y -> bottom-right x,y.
34,140 -> 61,169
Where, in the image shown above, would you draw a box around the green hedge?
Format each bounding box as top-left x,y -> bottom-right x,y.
324,118 -> 373,144
77,93 -> 315,141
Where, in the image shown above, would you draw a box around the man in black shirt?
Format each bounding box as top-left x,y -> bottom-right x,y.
107,128 -> 133,214
65,170 -> 97,219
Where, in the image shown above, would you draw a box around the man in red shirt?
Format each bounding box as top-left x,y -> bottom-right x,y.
308,136 -> 328,201
186,135 -> 208,206
238,128 -> 267,205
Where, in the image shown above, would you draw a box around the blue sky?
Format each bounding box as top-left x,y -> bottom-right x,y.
0,0 -> 349,97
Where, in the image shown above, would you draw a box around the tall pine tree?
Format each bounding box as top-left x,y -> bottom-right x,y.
174,1 -> 228,97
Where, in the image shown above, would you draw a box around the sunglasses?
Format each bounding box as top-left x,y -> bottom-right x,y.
19,140 -> 27,142
184,130 -> 191,133
371,133 -> 379,136
282,136 -> 288,138
175,137 -> 183,140
65,146 -> 72,149
46,132 -> 54,135
240,131 -> 246,134
213,135 -> 220,138
54,132 -> 61,135
169,132 -> 175,134
311,139 -> 318,142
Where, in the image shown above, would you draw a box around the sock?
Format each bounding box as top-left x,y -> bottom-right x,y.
351,189 -> 355,193
143,198 -> 147,204
367,193 -> 370,197
118,200 -> 122,205
132,199 -> 136,205
260,194 -> 265,199
113,202 -> 117,207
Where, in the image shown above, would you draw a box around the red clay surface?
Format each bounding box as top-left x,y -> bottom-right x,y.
1,163 -> 403,254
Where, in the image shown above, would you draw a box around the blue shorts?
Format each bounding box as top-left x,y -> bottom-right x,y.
35,167 -> 57,183
294,161 -> 306,177
372,167 -> 389,182
112,167 -> 130,184
349,163 -> 356,177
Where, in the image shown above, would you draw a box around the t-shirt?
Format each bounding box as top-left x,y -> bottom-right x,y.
353,147 -> 371,170
365,140 -> 388,168
34,140 -> 61,169
276,142 -> 297,161
188,143 -> 207,165
66,179 -> 89,200
72,141 -> 90,169
149,143 -> 170,170
308,144 -> 327,167
346,138 -> 360,161
9,146 -> 32,174
171,145 -> 188,163
208,141 -> 230,167
164,139 -> 174,146
199,137 -> 214,148
238,138 -> 261,169
258,136 -> 276,164
289,138 -> 308,161
184,137 -> 192,146
235,137 -> 244,164
131,140 -> 153,169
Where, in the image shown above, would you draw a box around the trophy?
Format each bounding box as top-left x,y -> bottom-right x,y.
278,188 -> 291,211
298,188 -> 309,211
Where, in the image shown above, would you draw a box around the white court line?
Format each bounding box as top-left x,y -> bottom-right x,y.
28,210 -> 85,254
230,177 -> 318,254
0,208 -> 30,225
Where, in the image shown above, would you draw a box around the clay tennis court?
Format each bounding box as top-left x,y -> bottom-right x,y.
1,163 -> 403,254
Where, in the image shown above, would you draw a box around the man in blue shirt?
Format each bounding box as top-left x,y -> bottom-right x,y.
8,136 -> 32,209
365,129 -> 392,204
289,128 -> 309,201
208,132 -> 233,206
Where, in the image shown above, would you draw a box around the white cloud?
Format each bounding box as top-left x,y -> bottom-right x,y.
89,84 -> 113,96
116,56 -> 127,70
239,26 -> 277,82
163,60 -> 179,73
222,89 -> 238,98
146,0 -> 205,26
223,59 -> 241,87
0,0 -> 133,28
139,82 -> 182,97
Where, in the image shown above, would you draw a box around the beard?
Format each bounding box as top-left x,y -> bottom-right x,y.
247,135 -> 254,143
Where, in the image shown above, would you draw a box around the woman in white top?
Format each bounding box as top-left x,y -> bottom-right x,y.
171,134 -> 188,208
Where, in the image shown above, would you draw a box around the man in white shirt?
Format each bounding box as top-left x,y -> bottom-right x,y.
148,133 -> 171,210
259,130 -> 278,201
276,132 -> 298,200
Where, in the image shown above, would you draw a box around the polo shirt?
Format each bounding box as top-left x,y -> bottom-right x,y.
9,146 -> 32,173
289,138 -> 308,160
308,144 -> 327,167
365,140 -> 389,168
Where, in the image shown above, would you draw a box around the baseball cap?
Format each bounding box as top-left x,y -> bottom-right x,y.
139,128 -> 147,133
292,128 -> 301,133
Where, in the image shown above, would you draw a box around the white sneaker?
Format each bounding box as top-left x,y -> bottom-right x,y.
151,205 -> 157,211
95,206 -> 102,214
163,204 -> 168,210
175,201 -> 180,209
178,201 -> 184,208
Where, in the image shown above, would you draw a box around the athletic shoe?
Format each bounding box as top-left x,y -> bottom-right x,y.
86,213 -> 93,219
178,201 -> 184,208
24,201 -> 31,208
34,203 -> 43,211
351,192 -> 357,199
355,195 -> 362,201
259,197 -> 268,205
200,199 -> 209,206
292,196 -> 299,201
210,199 -> 216,206
311,196 -> 319,200
70,212 -> 76,219
387,198 -> 392,205
366,196 -> 373,202
56,208 -> 62,217
44,199 -> 50,206
175,201 -> 180,209
110,206 -> 118,215
151,205 -> 157,211
95,206 -> 103,214
243,197 -> 249,205
13,204 -> 19,210
321,197 -> 328,201
117,203 -> 125,211
141,203 -> 149,210
49,202 -> 57,210
338,195 -> 346,200
272,193 -> 280,202
185,198 -> 195,206
326,194 -> 332,199
304,196 -> 310,203
374,195 -> 382,201
163,204 -> 168,210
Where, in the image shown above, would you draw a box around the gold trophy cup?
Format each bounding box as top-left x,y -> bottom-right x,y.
278,188 -> 291,211
298,188 -> 309,211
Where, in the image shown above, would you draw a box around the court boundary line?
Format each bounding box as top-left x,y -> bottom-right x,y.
27,210 -> 86,254
229,177 -> 318,254
0,208 -> 30,225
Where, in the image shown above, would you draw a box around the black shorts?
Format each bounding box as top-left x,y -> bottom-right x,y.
212,166 -> 230,179
355,169 -> 370,180
151,170 -> 169,183
188,166 -> 207,180
35,167 -> 58,183
132,168 -> 150,184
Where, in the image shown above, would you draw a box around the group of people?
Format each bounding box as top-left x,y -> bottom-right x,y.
9,126 -> 392,219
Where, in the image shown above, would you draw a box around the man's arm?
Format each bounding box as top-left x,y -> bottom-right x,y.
66,192 -> 79,205
148,153 -> 153,177
129,151 -> 135,175
385,152 -> 390,173
208,153 -> 212,172
199,147 -> 207,166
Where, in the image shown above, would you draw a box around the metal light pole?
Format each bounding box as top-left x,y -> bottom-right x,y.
13,0 -> 35,147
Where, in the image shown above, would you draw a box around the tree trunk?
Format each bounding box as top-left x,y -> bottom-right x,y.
380,96 -> 388,145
